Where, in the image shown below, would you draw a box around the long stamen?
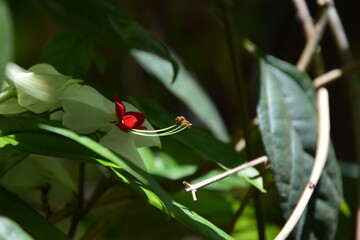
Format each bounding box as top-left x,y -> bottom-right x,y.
130,116 -> 191,137
131,125 -> 187,137
131,124 -> 178,133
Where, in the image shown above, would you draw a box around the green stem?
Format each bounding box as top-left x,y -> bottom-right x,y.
79,177 -> 114,219
226,186 -> 256,233
68,162 -> 85,238
220,0 -> 253,159
220,2 -> 265,239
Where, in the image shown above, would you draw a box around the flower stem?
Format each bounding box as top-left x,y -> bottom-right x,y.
68,162 -> 85,238
219,0 -> 253,159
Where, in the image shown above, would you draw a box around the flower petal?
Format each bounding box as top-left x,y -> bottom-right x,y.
122,115 -> 138,129
0,97 -> 27,114
126,111 -> 146,129
61,84 -> 117,134
114,93 -> 125,117
100,126 -> 147,170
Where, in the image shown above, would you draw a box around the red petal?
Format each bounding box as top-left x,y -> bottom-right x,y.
116,122 -> 130,132
127,112 -> 146,128
122,115 -> 138,129
114,93 -> 125,118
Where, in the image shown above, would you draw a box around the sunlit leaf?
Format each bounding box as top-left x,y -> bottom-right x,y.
131,96 -> 265,192
0,217 -> 34,240
113,169 -> 236,240
256,55 -> 342,239
0,115 -> 174,213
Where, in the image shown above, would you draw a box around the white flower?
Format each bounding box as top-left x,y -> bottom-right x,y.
5,63 -> 80,113
59,83 -> 160,170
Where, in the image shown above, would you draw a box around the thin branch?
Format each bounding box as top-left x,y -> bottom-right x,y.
325,2 -> 360,238
313,62 -> 360,88
274,88 -> 330,240
79,177 -> 113,219
68,162 -> 85,238
220,0 -> 253,159
226,186 -> 257,233
296,6 -> 329,71
183,155 -> 268,201
292,0 -> 325,75
80,200 -> 141,240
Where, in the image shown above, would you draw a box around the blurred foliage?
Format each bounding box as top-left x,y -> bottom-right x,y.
0,0 -> 359,239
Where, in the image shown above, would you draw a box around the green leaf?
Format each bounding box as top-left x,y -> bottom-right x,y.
41,31 -> 93,78
256,55 -> 342,239
0,155 -> 76,191
0,186 -> 69,240
0,217 -> 34,240
139,147 -> 197,180
35,0 -> 179,80
0,0 -> 13,88
131,96 -> 265,192
0,144 -> 28,177
0,115 -> 100,163
131,50 -> 230,142
0,115 -> 174,213
113,169 -> 235,240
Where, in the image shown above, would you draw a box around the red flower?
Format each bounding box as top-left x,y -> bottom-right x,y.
114,94 -> 147,132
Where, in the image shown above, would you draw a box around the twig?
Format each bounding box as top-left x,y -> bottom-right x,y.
292,0 -> 314,39
183,155 -> 268,201
296,6 -> 329,71
220,0 -> 253,159
40,183 -> 52,218
325,2 -> 360,239
226,186 -> 257,233
68,162 -> 85,238
274,88 -> 330,240
79,177 -> 113,219
313,62 -> 360,88
80,200 -> 141,240
292,0 -> 325,75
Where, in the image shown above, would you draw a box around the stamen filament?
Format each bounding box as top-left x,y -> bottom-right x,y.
131,124 -> 178,133
130,125 -> 188,137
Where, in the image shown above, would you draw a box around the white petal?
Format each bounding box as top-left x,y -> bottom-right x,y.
61,84 -> 117,134
100,126 -> 146,170
5,63 -> 76,113
123,102 -> 161,148
0,97 -> 27,114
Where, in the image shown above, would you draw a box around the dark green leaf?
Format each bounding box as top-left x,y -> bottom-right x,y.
0,186 -> 69,240
35,0 -> 178,80
41,31 -> 93,78
0,144 -> 28,177
256,55 -> 342,239
0,0 -> 13,88
0,116 -> 100,163
0,217 -> 34,240
131,50 -> 230,142
131,96 -> 265,192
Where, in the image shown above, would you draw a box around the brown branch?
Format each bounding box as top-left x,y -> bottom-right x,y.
296,6 -> 329,71
274,88 -> 330,240
292,0 -> 325,75
313,62 -> 360,88
325,2 -> 360,238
